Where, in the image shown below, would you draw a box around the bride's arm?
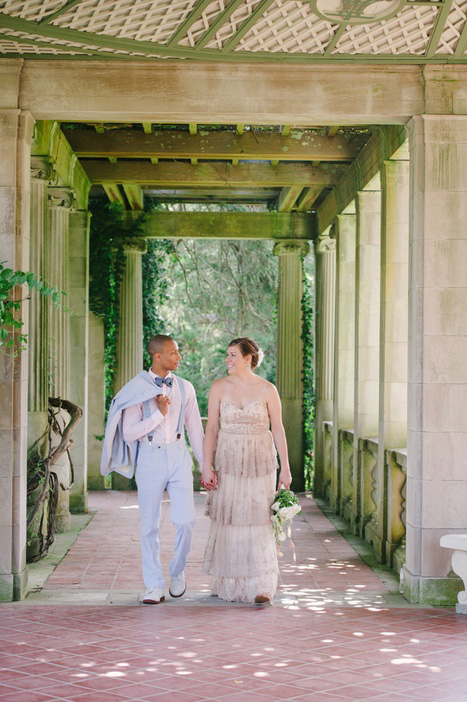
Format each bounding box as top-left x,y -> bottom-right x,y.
201,381 -> 221,490
267,386 -> 292,490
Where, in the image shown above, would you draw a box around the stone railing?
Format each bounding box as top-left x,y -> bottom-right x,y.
338,429 -> 354,524
358,437 -> 379,541
384,448 -> 407,573
315,432 -> 407,577
322,420 -> 333,501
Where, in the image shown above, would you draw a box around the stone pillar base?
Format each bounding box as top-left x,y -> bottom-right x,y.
401,566 -> 462,605
456,604 -> 467,615
70,494 -> 88,513
0,567 -> 28,603
281,397 -> 304,492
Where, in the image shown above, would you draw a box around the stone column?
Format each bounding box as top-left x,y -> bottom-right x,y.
378,157 -> 409,563
28,157 -> 54,456
0,109 -> 34,601
273,240 -> 310,492
313,229 -> 336,499
332,210 -> 356,515
87,311 -> 106,490
353,186 -> 381,536
69,210 -> 90,513
47,186 -> 74,533
402,115 -> 467,605
114,239 -> 147,393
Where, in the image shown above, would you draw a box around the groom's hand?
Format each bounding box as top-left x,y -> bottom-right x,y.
156,395 -> 170,416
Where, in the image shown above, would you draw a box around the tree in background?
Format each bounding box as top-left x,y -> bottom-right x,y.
158,237 -> 278,416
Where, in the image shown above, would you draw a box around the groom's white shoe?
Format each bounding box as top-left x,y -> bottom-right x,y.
169,572 -> 186,598
140,587 -> 165,604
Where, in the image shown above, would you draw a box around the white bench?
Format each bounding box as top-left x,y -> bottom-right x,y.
440,534 -> 467,614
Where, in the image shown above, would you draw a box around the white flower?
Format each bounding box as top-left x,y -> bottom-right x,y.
278,505 -> 301,519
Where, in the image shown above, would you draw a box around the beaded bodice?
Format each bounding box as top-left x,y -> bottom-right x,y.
219,399 -> 269,434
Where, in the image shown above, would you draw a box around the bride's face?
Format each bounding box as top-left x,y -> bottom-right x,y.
226,345 -> 244,374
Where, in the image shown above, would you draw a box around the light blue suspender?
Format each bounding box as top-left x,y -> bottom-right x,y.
142,375 -> 186,445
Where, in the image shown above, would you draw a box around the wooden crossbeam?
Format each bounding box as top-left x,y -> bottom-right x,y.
143,187 -> 279,203
66,129 -> 360,161
122,211 -> 314,240
142,123 -> 152,134
82,160 -> 345,187
103,183 -> 125,206
189,123 -> 197,135
296,186 -> 323,211
277,186 -> 303,212
122,184 -> 144,210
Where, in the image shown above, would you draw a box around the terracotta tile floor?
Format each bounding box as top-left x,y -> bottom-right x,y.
1,491 -> 466,701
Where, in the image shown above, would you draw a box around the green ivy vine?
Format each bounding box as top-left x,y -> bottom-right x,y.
301,257 -> 315,490
0,261 -> 62,356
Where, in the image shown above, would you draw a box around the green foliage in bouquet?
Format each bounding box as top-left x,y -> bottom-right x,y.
301,256 -> 315,489
0,261 -> 62,356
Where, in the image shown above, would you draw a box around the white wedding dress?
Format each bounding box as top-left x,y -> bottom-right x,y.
203,399 -> 279,603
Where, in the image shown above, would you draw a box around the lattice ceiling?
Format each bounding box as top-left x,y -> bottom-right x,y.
0,0 -> 466,62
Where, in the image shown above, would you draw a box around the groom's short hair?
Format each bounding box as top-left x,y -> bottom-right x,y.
147,334 -> 174,358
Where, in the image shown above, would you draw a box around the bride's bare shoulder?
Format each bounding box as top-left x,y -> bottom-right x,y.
210,377 -> 232,393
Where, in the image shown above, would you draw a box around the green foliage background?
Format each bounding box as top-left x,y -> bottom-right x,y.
302,255 -> 315,488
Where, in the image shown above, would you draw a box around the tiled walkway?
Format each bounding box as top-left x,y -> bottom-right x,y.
1,491 -> 467,702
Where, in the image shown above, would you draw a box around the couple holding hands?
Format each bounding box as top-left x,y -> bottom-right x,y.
101,334 -> 291,606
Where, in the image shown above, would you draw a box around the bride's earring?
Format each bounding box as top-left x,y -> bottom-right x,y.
245,364 -> 250,371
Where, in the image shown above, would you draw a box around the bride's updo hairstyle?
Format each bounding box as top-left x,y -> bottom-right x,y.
229,337 -> 264,369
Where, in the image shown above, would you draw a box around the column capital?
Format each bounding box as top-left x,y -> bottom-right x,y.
123,238 -> 147,254
31,155 -> 56,183
273,240 -> 310,257
48,186 -> 76,211
316,230 -> 336,254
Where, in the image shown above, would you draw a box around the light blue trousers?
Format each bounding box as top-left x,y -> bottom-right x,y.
135,440 -> 195,590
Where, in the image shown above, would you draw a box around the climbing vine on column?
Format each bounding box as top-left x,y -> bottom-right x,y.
301,256 -> 315,489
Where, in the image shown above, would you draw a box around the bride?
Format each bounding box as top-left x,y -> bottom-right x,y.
201,337 -> 292,605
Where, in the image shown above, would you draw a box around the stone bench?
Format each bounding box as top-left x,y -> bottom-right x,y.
440,535 -> 467,614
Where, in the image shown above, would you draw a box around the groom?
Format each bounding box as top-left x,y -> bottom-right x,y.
101,334 -> 204,604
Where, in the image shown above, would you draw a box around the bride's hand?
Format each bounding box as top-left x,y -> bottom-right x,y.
201,466 -> 218,491
277,467 -> 292,491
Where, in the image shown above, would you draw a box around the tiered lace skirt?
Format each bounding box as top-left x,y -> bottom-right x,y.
204,423 -> 279,603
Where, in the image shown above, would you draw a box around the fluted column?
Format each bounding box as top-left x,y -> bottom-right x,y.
46,186 -> 74,533
313,229 -> 336,499
332,210 -> 356,514
378,157 -> 409,563
115,239 -> 147,393
0,109 -> 34,601
273,240 -> 310,492
28,157 -> 55,455
353,186 -> 381,535
69,210 -> 91,513
47,186 -> 74,400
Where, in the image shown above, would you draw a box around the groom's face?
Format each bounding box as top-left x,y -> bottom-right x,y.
157,340 -> 181,372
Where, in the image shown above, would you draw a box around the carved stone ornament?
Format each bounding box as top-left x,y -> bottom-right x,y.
316,232 -> 336,254
123,238 -> 148,255
311,0 -> 406,24
31,156 -> 56,183
273,240 -> 310,257
47,187 -> 76,211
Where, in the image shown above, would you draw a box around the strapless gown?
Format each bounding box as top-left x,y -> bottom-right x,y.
203,399 -> 279,603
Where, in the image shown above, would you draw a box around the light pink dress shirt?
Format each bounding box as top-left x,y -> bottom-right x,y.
122,370 -> 204,465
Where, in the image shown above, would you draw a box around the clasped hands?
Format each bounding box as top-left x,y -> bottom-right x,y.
201,466 -> 218,491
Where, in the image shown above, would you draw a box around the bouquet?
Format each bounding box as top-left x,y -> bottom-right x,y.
271,489 -> 301,557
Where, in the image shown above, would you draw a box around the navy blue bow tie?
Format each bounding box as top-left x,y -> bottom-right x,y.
154,376 -> 173,388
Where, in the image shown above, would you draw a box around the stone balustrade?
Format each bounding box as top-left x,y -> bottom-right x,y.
385,448 -> 407,574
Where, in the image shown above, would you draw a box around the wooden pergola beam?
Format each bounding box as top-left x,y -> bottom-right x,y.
82,160 -> 345,187
103,183 -> 125,206
122,211 -> 314,240
66,129 -> 361,162
317,125 -> 406,232
296,186 -> 323,211
122,184 -> 144,210
277,186 -> 303,212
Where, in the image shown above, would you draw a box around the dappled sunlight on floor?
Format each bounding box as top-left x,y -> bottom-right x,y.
2,491 -> 466,701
